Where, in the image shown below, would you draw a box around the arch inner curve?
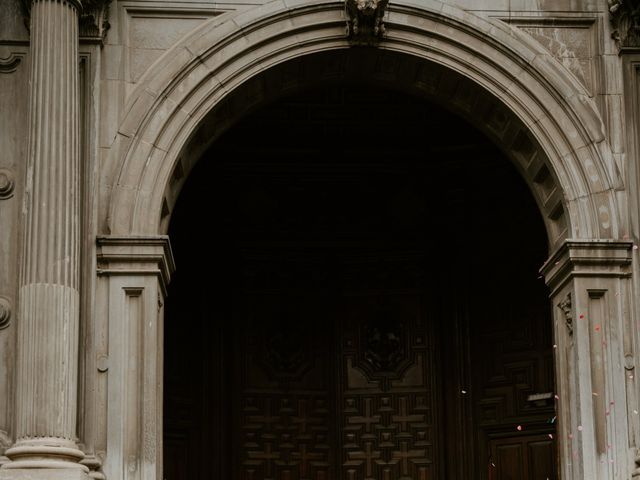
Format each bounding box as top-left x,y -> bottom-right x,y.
160,49 -> 568,248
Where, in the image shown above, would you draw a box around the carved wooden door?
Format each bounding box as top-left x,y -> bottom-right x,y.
230,256 -> 440,480
162,81 -> 558,480
165,251 -> 557,480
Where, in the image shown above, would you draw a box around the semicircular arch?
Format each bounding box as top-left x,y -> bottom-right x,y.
105,0 -> 624,248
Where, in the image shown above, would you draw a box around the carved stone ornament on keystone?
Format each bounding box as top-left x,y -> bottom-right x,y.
345,0 -> 389,44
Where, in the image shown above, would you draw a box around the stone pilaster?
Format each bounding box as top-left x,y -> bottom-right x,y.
96,236 -> 174,480
541,240 -> 635,480
0,0 -> 88,475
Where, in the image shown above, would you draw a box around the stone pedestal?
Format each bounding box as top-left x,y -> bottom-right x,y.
0,0 -> 87,476
0,470 -> 90,480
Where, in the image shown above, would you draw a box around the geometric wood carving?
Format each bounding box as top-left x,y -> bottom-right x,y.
339,288 -> 438,480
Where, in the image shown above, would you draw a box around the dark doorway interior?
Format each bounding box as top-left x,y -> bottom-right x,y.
164,84 -> 557,480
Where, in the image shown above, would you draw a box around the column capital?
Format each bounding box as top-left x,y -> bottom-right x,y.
97,236 -> 176,297
540,239 -> 633,294
20,0 -> 112,43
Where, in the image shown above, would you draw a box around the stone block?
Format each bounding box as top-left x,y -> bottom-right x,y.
118,89 -> 158,138
126,10 -> 216,84
232,0 -> 287,29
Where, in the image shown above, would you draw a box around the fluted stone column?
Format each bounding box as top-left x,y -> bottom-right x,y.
0,0 -> 88,477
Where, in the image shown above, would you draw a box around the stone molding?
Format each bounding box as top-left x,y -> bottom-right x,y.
0,470 -> 90,480
541,239 -> 633,294
96,236 -> 175,296
610,0 -> 640,51
0,431 -> 10,467
0,170 -> 15,199
0,55 -> 24,74
79,454 -> 104,480
0,297 -> 11,330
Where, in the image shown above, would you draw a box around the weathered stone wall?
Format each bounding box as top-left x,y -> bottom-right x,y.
0,0 -> 639,478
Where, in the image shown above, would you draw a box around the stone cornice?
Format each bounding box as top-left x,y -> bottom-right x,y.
610,0 -> 640,51
540,239 -> 633,294
20,0 -> 112,43
96,236 -> 176,296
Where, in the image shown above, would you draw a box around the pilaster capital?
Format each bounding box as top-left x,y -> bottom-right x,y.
96,236 -> 176,296
78,0 -> 111,43
609,0 -> 640,52
540,239 -> 633,294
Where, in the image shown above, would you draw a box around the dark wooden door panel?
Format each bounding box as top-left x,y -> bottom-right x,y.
165,267 -> 558,480
494,442 -> 524,479
528,439 -> 556,479
234,291 -> 336,480
488,434 -> 557,480
338,291 -> 438,480
228,257 -> 441,480
163,435 -> 190,480
468,232 -> 557,480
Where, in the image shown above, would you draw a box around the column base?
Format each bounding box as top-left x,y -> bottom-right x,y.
0,469 -> 91,480
2,438 -> 86,471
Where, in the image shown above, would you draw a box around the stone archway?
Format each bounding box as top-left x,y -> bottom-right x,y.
105,0 -> 623,243
162,81 -> 560,480
158,48 -> 575,247
94,2 -> 638,480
